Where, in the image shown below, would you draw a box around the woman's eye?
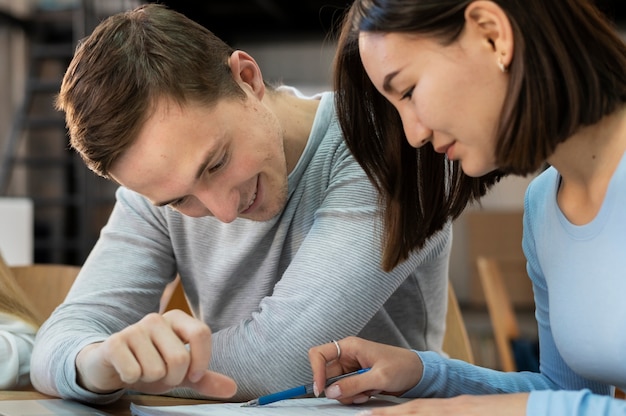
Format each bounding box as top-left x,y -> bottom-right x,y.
401,86 -> 415,100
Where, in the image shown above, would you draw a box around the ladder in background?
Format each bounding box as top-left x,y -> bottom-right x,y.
0,2 -> 119,265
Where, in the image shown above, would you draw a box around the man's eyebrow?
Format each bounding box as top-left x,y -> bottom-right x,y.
153,147 -> 217,207
382,70 -> 400,94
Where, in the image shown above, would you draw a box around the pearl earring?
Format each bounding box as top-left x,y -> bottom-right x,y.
498,55 -> 508,73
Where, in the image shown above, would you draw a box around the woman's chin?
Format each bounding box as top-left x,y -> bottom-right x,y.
459,160 -> 498,178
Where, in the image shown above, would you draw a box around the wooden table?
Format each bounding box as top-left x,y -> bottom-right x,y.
0,390 -> 216,415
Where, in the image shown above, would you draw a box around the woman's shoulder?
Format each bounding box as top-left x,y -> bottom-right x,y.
524,166 -> 558,205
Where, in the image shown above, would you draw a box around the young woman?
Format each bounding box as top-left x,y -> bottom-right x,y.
0,254 -> 39,389
308,0 -> 626,415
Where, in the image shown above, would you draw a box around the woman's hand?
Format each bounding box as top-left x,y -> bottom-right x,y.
75,309 -> 237,398
355,393 -> 529,416
308,336 -> 423,405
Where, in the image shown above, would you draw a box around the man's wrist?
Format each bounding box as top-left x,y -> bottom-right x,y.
75,342 -> 120,394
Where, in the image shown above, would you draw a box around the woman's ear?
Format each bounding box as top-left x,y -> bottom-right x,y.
228,50 -> 265,99
465,1 -> 514,69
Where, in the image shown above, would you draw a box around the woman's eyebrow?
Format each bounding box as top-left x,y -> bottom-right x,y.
383,70 -> 401,93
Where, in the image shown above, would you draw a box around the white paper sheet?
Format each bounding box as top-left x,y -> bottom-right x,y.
0,399 -> 112,415
130,397 -> 398,416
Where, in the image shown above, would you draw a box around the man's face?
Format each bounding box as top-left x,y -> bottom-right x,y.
109,94 -> 288,222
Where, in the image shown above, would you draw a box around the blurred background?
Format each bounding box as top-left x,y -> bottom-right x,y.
1,0 -> 625,370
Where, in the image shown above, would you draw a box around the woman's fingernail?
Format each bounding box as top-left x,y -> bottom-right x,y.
313,381 -> 320,397
353,395 -> 370,404
325,384 -> 342,399
355,411 -> 372,416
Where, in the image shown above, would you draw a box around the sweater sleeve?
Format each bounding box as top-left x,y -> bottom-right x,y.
0,314 -> 37,389
31,187 -> 177,404
405,352 -> 626,415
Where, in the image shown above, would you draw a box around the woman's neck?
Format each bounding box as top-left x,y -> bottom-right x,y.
548,104 -> 626,224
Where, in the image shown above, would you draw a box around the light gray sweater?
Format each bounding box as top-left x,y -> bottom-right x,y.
31,92 -> 452,403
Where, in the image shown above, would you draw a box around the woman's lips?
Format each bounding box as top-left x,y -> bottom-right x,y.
435,142 -> 455,159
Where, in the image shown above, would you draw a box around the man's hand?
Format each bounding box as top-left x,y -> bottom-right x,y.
76,309 -> 236,398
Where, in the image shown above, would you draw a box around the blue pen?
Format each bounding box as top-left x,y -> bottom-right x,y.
241,368 -> 371,407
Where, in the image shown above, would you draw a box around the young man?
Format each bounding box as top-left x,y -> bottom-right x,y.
31,4 -> 452,404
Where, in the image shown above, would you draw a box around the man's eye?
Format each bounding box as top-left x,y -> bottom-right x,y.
170,197 -> 189,208
208,154 -> 227,174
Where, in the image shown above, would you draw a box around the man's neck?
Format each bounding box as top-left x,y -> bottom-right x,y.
266,89 -> 321,174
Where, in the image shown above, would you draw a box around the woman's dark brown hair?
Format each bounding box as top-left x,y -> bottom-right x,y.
334,0 -> 626,271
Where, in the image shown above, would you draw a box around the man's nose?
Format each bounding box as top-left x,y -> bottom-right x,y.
195,186 -> 240,223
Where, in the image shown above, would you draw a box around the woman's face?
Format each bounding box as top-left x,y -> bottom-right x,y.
358,30 -> 509,177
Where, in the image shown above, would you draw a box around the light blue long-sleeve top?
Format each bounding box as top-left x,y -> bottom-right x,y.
405,154 -> 626,415
30,91 -> 452,404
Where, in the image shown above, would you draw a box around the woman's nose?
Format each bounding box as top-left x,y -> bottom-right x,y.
401,113 -> 432,149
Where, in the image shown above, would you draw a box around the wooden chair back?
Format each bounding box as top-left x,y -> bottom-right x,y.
476,256 -> 522,372
9,264 -> 81,322
466,211 -> 533,307
443,283 -> 475,364
161,275 -> 192,315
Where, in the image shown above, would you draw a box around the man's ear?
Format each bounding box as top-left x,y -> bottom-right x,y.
465,1 -> 514,68
228,50 -> 265,99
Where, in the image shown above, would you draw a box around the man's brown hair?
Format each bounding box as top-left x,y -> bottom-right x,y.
57,4 -> 245,178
